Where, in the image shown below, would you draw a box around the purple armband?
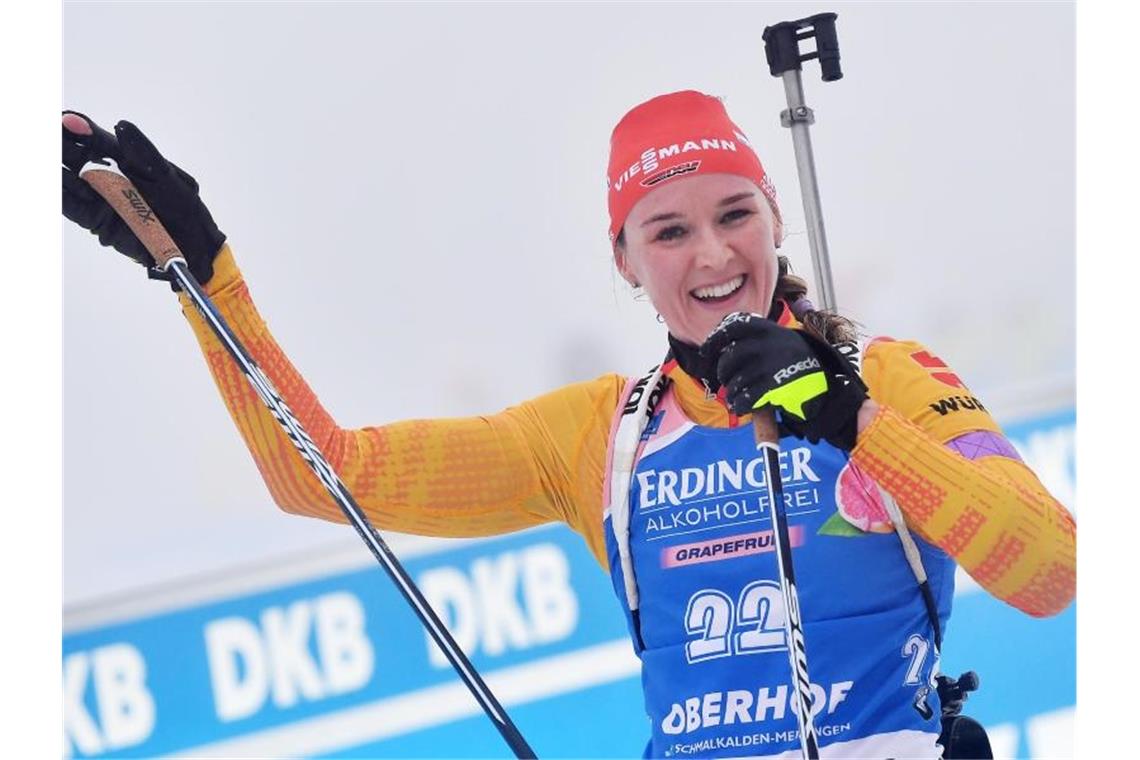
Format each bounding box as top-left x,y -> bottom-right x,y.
946,430 -> 1022,462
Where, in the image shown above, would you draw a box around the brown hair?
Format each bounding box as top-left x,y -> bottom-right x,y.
773,255 -> 859,345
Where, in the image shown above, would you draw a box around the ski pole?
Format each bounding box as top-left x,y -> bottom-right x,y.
746,13 -> 846,760
78,164 -> 538,760
763,12 -> 843,313
764,13 -> 957,692
751,411 -> 820,759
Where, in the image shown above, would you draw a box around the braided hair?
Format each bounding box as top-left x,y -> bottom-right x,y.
773,255 -> 859,345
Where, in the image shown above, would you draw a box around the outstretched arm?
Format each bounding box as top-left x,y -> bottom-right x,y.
180,248 -> 621,559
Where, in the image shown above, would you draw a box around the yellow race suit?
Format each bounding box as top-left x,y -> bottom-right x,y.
180,245 -> 1075,618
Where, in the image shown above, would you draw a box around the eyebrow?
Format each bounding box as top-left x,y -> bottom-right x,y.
640,192 -> 757,227
641,211 -> 682,226
718,192 -> 756,206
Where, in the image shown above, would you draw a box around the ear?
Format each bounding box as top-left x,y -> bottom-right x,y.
613,242 -> 640,288
763,196 -> 785,249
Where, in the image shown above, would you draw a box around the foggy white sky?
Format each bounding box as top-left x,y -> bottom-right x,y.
63,2 -> 1074,604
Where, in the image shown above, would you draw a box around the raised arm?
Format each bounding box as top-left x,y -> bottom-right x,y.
63,112 -> 622,563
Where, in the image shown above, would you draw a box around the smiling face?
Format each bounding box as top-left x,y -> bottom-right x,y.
615,173 -> 782,346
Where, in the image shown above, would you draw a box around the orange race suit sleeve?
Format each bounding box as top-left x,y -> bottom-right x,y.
852,337 -> 1076,617
177,245 -> 621,565
179,247 -> 1073,617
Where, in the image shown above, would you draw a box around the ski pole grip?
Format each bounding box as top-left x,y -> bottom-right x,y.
762,12 -> 842,82
78,167 -> 184,271
751,407 -> 780,445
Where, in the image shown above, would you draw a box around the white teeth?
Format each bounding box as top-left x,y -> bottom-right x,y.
692,275 -> 745,300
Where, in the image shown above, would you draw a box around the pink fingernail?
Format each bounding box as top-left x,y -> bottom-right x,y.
62,113 -> 93,136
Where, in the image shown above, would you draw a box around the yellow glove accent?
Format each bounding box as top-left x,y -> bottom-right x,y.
754,371 -> 828,420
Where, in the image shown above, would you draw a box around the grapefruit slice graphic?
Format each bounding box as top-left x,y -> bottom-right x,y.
827,461 -> 895,535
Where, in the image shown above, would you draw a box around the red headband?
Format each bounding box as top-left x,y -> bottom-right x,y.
606,90 -> 779,243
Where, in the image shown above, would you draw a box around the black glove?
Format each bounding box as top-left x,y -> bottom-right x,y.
62,111 -> 226,285
936,671 -> 980,718
699,311 -> 869,451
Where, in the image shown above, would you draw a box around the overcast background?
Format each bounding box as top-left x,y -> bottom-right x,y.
63,1 -> 1074,605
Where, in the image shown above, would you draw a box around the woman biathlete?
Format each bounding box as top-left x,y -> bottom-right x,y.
62,90 -> 1075,758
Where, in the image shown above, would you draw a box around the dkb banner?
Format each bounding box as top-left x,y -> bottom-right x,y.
63,409 -> 1075,758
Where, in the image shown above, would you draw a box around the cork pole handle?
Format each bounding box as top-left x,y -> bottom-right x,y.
79,167 -> 184,271
751,406 -> 780,445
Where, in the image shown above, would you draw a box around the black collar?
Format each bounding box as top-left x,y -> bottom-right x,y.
666,332 -> 718,392
664,300 -> 788,393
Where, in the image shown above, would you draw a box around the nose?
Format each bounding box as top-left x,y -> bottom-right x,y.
692,227 -> 734,270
